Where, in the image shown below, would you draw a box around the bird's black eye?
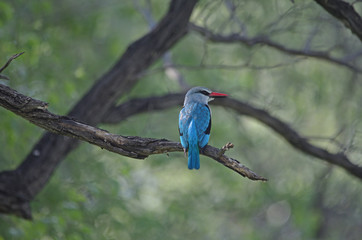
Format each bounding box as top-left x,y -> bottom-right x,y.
199,90 -> 210,96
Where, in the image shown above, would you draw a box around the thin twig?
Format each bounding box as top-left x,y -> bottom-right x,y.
0,52 -> 25,74
218,142 -> 234,157
134,0 -> 189,89
190,23 -> 362,74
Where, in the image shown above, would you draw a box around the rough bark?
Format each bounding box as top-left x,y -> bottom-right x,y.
0,0 -> 198,219
2,0 -> 362,221
0,83 -> 266,218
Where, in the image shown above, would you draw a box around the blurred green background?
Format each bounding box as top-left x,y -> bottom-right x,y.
1,0 -> 362,239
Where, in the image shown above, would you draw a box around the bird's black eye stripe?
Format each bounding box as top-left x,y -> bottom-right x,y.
199,90 -> 210,96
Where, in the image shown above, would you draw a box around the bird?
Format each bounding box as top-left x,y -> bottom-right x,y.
179,86 -> 228,169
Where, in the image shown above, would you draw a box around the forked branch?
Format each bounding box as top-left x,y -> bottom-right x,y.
0,83 -> 267,182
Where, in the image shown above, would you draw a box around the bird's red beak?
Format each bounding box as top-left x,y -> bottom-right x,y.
209,92 -> 228,98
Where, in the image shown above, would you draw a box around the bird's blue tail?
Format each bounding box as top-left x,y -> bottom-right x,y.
187,120 -> 200,170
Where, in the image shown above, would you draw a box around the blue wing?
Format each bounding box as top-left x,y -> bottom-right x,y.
179,107 -> 189,149
178,103 -> 211,149
194,104 -> 211,148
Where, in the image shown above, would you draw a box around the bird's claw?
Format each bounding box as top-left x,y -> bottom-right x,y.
183,148 -> 187,158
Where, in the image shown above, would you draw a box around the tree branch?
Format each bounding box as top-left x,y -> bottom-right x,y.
189,23 -> 362,73
314,0 -> 362,42
103,93 -> 184,124
0,83 -> 265,179
104,93 -> 362,181
215,98 -> 362,180
0,0 -> 198,220
0,52 -> 24,80
0,83 -> 266,218
133,0 -> 190,89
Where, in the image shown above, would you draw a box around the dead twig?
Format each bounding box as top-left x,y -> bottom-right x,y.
0,52 -> 25,77
218,142 -> 234,157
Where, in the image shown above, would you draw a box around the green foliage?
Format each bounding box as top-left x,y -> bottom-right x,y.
1,0 -> 362,239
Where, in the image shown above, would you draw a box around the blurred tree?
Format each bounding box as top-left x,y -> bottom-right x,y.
1,0 -> 362,239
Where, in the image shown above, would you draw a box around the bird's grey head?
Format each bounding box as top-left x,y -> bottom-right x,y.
183,86 -> 228,105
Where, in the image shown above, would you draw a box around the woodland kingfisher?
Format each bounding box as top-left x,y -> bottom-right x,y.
179,86 -> 228,169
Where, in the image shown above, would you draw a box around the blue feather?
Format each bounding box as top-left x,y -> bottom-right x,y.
179,86 -> 227,169
187,120 -> 200,169
179,102 -> 212,170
